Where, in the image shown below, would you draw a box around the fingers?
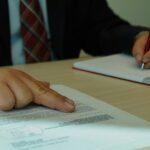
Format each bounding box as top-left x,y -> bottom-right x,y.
0,68 -> 75,112
16,70 -> 75,112
142,51 -> 150,66
0,69 -> 33,110
132,31 -> 150,68
0,82 -> 16,111
35,87 -> 75,113
143,61 -> 150,69
7,76 -> 33,108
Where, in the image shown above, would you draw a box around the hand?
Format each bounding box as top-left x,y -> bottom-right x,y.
0,68 -> 75,112
132,31 -> 150,69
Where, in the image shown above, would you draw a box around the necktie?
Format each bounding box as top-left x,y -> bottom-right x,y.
20,0 -> 50,63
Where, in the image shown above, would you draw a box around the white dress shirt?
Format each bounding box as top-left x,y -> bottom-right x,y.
8,0 -> 50,65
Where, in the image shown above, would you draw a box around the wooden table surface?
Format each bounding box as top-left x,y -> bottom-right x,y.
13,58 -> 150,122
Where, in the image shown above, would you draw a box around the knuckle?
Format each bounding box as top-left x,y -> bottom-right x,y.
34,86 -> 49,103
37,86 -> 48,96
15,94 -> 33,109
0,68 -> 19,82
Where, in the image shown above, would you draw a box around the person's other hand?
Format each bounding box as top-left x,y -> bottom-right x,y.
132,31 -> 150,69
0,68 -> 75,112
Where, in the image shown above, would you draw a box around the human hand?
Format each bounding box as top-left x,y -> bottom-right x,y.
132,31 -> 150,69
0,68 -> 75,112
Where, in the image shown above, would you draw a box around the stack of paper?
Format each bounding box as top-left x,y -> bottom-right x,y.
0,85 -> 150,150
73,54 -> 150,85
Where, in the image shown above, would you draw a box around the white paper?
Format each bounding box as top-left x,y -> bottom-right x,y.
0,85 -> 150,150
73,54 -> 150,84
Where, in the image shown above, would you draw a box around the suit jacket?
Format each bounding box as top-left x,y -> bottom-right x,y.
0,0 -> 146,66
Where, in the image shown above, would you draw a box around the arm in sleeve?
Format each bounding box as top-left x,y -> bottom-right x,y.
82,0 -> 149,56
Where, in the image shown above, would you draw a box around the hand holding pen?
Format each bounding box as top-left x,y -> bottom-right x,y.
141,32 -> 150,69
132,31 -> 150,69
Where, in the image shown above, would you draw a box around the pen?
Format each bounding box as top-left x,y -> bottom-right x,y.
141,32 -> 150,70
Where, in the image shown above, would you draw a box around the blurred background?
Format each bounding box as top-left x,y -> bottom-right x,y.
80,0 -> 150,57
107,0 -> 150,27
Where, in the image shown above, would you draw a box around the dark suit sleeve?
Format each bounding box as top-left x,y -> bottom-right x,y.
82,0 -> 149,56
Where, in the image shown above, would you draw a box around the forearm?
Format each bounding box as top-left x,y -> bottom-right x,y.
98,24 -> 149,55
82,0 -> 149,56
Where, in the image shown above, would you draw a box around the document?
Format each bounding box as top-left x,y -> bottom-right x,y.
73,54 -> 150,85
0,85 -> 150,150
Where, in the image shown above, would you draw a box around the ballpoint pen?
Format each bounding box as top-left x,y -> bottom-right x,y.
141,32 -> 150,70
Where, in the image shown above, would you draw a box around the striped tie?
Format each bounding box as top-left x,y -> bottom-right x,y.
20,0 -> 50,63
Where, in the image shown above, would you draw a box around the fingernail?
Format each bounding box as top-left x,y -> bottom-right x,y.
64,98 -> 75,110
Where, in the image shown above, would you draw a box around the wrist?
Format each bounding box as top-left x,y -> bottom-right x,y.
135,31 -> 149,40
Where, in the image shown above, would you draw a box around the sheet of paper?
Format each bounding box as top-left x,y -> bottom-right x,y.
0,85 -> 150,150
73,54 -> 150,84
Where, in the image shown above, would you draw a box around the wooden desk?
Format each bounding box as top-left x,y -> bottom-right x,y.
13,58 -> 150,122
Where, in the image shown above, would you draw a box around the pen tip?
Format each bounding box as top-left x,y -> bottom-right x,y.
141,63 -> 144,70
